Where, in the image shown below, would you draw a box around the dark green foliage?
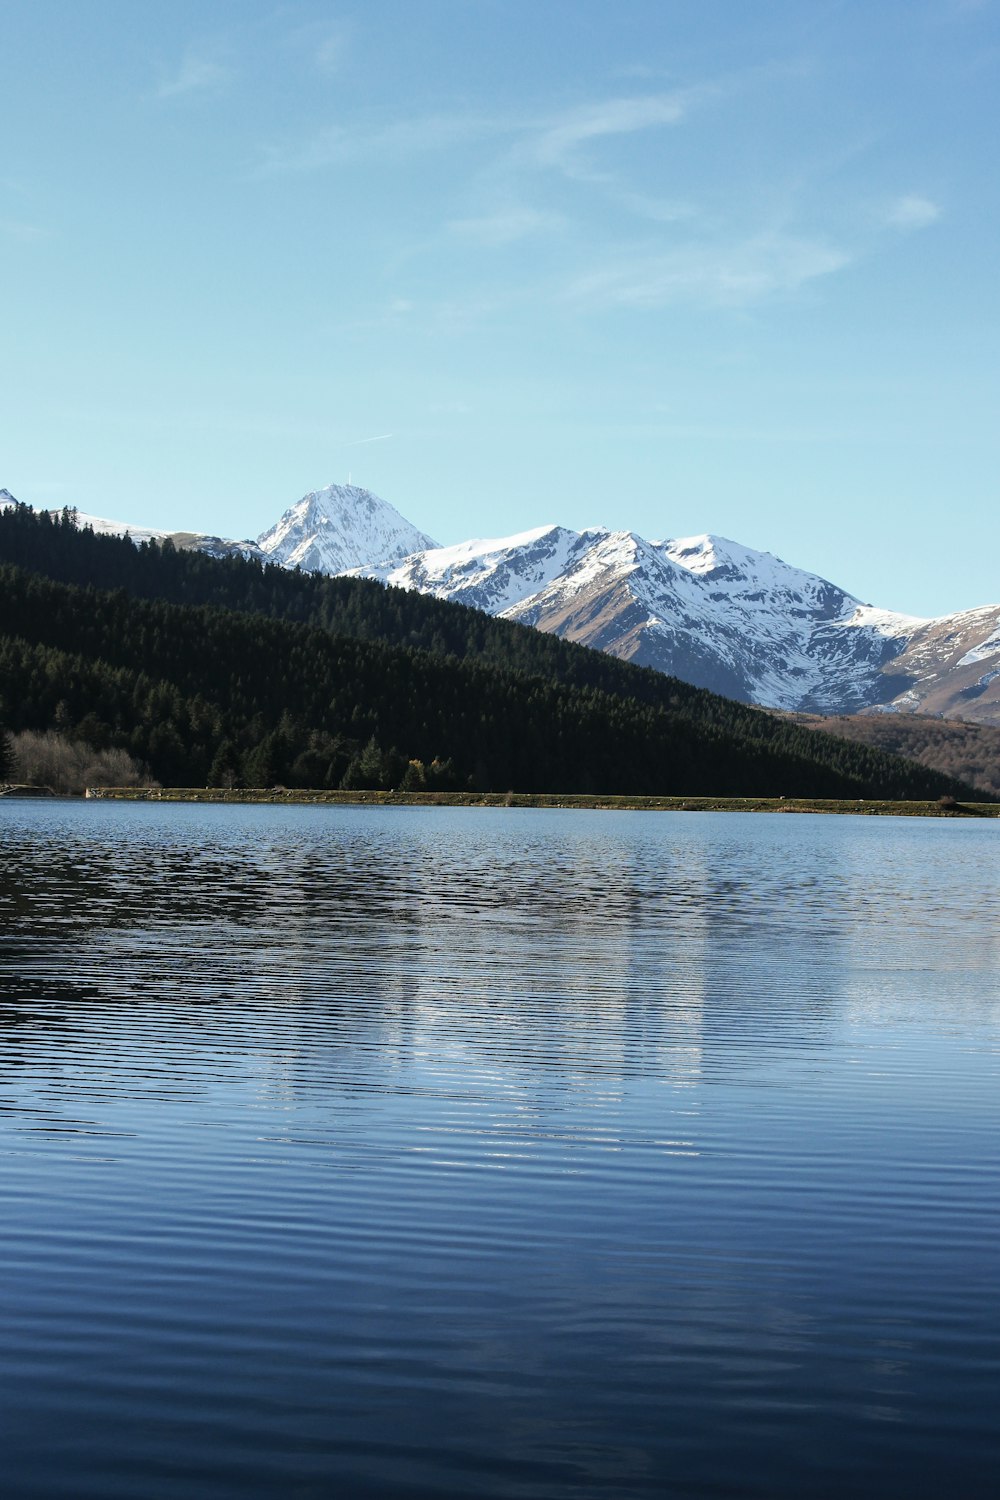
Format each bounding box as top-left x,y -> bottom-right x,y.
0,501 -> 987,801
242,729 -> 292,790
207,739 -> 243,789
340,736 -> 398,791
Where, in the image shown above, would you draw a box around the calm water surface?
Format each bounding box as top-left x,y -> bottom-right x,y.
1,803 -> 998,1499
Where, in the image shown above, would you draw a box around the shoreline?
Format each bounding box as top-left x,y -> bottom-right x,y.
72,787 -> 1000,817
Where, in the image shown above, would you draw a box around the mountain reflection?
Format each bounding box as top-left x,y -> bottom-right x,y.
4,805 -> 998,1105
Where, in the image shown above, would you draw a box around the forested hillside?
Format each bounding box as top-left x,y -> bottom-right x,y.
0,503 -> 985,800
776,711 -> 1000,798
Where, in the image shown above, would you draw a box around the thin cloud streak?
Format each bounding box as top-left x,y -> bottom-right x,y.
567,234 -> 852,310
282,19 -> 350,74
0,218 -> 47,241
882,194 -> 942,230
314,30 -> 348,74
256,114 -> 515,176
157,53 -> 231,99
615,190 -> 698,223
250,76 -> 930,326
254,89 -> 698,179
447,206 -> 565,245
530,92 -> 691,174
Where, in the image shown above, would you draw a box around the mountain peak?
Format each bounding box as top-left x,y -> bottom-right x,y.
256,482 -> 439,574
658,532 -> 789,575
654,531 -> 856,605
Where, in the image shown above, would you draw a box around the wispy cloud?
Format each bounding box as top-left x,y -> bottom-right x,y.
248,73 -> 927,326
353,289 -> 517,335
314,29 -> 348,74
615,191 -> 697,224
0,218 -> 47,242
529,93 -> 692,179
567,234 -> 852,310
882,194 -> 942,230
447,206 -> 565,245
255,89 -> 695,181
282,19 -> 350,75
257,125 -> 349,175
256,113 -> 510,176
157,51 -> 231,100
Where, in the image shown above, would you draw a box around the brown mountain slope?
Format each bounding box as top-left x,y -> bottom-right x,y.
772,712 -> 1000,798
878,608 -> 1000,726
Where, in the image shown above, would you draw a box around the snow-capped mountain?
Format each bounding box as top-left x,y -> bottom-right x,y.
257,483 -> 438,573
356,521 -> 1000,725
6,481 -> 1000,723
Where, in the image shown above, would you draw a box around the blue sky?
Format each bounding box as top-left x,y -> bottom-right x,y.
2,0 -> 998,615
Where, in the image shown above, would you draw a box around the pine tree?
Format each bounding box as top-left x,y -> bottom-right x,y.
243,730 -> 290,788
340,735 -> 388,790
207,739 -> 243,788
399,759 -> 427,791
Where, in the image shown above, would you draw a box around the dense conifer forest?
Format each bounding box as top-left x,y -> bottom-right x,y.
0,502 -> 985,800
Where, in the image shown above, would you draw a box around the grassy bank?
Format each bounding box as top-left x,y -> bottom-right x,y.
82,787 -> 1000,817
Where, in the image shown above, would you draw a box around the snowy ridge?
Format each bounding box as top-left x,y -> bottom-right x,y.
76,510 -> 265,562
354,524 -> 597,613
0,492 -> 263,560
845,604 -> 930,637
74,510 -> 177,546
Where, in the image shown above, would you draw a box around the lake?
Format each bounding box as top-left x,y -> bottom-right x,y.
1,802 -> 998,1498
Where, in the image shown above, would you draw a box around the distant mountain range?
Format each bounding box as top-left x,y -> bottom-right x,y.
4,481 -> 999,725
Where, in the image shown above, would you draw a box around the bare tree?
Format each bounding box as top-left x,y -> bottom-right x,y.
9,731 -> 155,795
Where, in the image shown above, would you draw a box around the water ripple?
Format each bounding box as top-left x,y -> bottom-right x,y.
1,803 -> 999,1498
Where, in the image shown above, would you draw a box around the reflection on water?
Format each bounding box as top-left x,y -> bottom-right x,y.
1,803 -> 999,1499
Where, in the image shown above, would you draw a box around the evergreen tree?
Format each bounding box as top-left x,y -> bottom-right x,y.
340,736 -> 389,790
398,759 -> 428,792
243,729 -> 291,788
207,739 -> 243,788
